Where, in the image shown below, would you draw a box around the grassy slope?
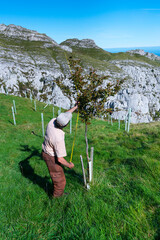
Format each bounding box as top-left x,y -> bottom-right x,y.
60,40 -> 160,69
0,93 -> 160,239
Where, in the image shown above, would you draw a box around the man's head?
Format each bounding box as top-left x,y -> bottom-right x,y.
55,112 -> 72,128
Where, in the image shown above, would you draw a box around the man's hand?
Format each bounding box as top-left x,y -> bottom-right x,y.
58,157 -> 74,169
69,162 -> 74,169
74,101 -> 79,109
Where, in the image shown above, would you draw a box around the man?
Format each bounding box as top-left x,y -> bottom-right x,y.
42,104 -> 78,198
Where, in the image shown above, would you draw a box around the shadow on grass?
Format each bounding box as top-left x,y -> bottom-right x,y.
19,145 -> 83,197
19,145 -> 53,198
153,206 -> 160,240
64,168 -> 84,185
8,120 -> 14,125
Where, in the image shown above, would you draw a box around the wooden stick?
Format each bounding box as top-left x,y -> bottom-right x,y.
80,155 -> 87,187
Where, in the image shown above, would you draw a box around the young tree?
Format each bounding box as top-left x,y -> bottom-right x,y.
57,57 -> 124,164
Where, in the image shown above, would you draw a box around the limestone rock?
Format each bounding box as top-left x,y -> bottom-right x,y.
0,24 -> 160,123
60,38 -> 100,49
127,49 -> 160,61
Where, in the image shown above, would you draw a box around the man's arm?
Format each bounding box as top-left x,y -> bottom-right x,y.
66,102 -> 78,114
58,157 -> 74,169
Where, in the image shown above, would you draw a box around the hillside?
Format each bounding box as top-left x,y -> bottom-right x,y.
0,93 -> 160,239
0,24 -> 160,123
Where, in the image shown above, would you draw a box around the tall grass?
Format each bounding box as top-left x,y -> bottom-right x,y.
0,93 -> 160,240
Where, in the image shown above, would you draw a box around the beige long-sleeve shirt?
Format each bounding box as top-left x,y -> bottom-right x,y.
42,118 -> 67,157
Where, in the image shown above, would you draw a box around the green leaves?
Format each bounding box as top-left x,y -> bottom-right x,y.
57,56 -> 124,125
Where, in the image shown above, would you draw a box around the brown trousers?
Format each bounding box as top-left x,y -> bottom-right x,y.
42,151 -> 66,197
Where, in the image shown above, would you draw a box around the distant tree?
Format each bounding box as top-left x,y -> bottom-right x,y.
57,57 -> 124,163
14,79 -> 38,98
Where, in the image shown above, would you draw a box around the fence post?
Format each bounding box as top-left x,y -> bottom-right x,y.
11,106 -> 16,125
6,88 -> 8,95
58,109 -> 61,116
34,100 -> 36,111
80,155 -> 87,187
41,113 -> 44,137
90,147 -> 94,182
111,115 -> 113,125
118,117 -> 120,130
13,100 -> 17,114
30,92 -> 32,102
127,108 -> 131,132
125,114 -> 128,131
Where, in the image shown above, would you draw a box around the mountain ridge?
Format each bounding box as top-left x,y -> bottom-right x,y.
0,23 -> 160,123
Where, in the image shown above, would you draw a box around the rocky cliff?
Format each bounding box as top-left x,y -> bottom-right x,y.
0,24 -> 160,123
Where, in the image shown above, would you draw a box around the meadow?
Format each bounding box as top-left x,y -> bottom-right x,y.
0,93 -> 160,240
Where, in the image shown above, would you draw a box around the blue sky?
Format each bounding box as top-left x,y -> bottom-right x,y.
0,0 -> 160,48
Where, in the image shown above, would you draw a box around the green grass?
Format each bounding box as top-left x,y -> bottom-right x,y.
0,93 -> 160,240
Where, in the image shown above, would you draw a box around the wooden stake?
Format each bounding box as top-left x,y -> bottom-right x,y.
80,155 -> 87,187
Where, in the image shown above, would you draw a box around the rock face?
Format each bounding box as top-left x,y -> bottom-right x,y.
107,60 -> 160,123
127,49 -> 160,61
0,24 -> 160,123
60,38 -> 100,49
0,24 -> 58,45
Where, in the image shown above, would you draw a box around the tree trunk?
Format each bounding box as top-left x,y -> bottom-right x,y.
85,122 -> 90,163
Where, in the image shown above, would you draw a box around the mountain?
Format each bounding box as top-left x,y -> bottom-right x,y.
0,24 -> 160,123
